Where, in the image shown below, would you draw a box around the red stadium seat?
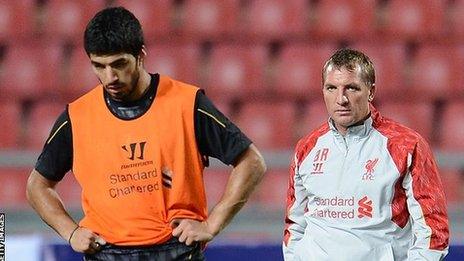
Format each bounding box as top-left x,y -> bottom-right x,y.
439,101 -> 464,152
0,101 -> 21,149
204,44 -> 268,99
234,101 -> 295,150
312,0 -> 376,40
0,0 -> 35,41
410,45 -> 462,101
439,168 -> 463,205
378,101 -> 435,143
254,169 -> 287,210
0,168 -> 29,209
274,43 -> 335,99
25,101 -> 66,150
56,172 -> 82,207
1,43 -> 63,100
65,47 -> 99,99
454,45 -> 464,98
144,43 -> 201,85
296,100 -> 328,139
351,42 -> 407,101
112,0 -> 171,40
381,0 -> 446,40
245,0 -> 308,40
179,0 -> 240,39
43,0 -> 106,41
203,169 -> 229,205
449,0 -> 464,41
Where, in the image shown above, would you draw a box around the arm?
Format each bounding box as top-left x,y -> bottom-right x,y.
404,140 -> 449,260
282,154 -> 308,260
172,144 -> 266,245
26,110 -> 105,253
26,170 -> 106,253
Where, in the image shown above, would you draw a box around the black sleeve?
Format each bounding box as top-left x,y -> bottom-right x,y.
34,107 -> 73,181
194,91 -> 252,166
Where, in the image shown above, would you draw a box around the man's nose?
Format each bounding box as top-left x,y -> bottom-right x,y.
336,89 -> 348,105
105,67 -> 118,83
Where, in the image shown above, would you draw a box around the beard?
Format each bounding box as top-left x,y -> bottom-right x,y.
104,68 -> 141,102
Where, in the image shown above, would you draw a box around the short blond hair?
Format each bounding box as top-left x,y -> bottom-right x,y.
322,48 -> 375,88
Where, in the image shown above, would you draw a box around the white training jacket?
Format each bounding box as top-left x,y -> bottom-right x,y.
283,106 -> 449,261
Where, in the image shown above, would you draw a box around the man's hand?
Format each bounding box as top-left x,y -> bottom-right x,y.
171,219 -> 215,246
69,227 -> 107,254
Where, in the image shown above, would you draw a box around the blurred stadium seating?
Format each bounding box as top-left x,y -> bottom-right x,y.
350,42 -> 407,101
0,101 -> 21,149
0,0 -> 35,41
204,43 -> 268,99
380,0 -> 446,40
244,0 -> 308,40
144,43 -> 201,85
439,100 -> 464,152
296,100 -> 328,139
65,46 -> 99,98
179,0 -> 241,40
449,0 -> 464,41
440,168 -> 464,205
410,44 -> 463,101
0,0 -> 463,259
42,0 -> 107,42
112,0 -> 171,39
311,0 -> 377,40
24,100 -> 65,150
0,167 -> 29,209
273,43 -> 336,99
234,101 -> 296,150
1,42 -> 63,100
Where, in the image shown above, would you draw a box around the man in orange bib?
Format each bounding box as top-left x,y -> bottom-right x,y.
26,6 -> 266,260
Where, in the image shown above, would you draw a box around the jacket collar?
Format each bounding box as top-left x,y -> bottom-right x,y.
328,104 -> 380,138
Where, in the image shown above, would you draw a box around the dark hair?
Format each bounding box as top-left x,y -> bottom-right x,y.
322,48 -> 375,87
84,7 -> 144,57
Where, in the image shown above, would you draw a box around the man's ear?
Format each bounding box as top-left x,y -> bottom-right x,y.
138,45 -> 147,66
369,83 -> 376,102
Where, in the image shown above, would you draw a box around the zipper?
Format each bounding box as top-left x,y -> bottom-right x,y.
336,135 -> 349,191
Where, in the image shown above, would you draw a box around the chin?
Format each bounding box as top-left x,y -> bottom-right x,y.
333,116 -> 352,123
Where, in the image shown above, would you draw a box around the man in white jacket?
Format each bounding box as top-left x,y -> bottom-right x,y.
283,49 -> 449,260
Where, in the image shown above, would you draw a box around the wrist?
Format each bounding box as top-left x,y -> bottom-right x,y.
204,220 -> 221,237
68,226 -> 80,244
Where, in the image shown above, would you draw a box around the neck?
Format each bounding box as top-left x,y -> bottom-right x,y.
335,112 -> 371,136
126,69 -> 151,102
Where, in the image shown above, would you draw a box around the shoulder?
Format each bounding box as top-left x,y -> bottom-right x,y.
159,75 -> 200,93
69,85 -> 103,107
374,115 -> 425,150
373,113 -> 435,175
294,122 -> 330,165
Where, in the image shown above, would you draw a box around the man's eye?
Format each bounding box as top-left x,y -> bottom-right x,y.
112,61 -> 127,69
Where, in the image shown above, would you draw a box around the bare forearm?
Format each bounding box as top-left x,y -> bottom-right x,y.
207,145 -> 266,235
26,170 -> 78,241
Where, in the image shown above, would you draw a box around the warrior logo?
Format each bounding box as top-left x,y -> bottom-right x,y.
122,141 -> 146,161
357,196 -> 373,218
362,158 -> 378,180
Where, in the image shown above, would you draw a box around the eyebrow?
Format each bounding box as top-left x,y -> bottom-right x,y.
346,83 -> 361,89
91,58 -> 127,67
